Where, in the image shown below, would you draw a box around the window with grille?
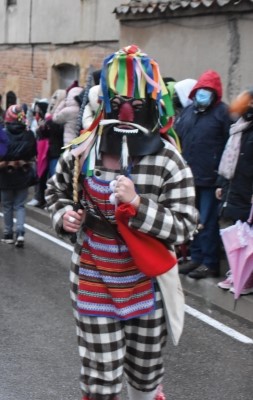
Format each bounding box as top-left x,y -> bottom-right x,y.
51,63 -> 80,93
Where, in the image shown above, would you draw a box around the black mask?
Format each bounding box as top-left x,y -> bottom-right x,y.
99,95 -> 164,157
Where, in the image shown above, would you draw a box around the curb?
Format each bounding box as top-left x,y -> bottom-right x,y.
26,205 -> 51,226
180,274 -> 253,324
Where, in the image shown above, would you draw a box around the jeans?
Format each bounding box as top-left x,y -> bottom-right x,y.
48,158 -> 58,178
190,186 -> 220,271
1,188 -> 28,236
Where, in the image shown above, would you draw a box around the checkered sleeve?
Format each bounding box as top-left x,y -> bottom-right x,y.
45,149 -> 77,236
129,142 -> 198,246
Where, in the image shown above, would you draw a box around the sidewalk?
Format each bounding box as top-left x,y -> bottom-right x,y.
25,203 -> 253,325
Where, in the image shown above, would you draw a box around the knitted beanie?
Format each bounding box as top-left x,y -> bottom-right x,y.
5,104 -> 26,125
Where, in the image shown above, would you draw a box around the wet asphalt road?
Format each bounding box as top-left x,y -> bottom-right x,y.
0,217 -> 253,400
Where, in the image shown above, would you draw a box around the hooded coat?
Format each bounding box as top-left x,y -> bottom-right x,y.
53,87 -> 83,146
175,70 -> 231,187
0,123 -> 37,190
36,89 -> 66,161
174,78 -> 197,108
82,85 -> 101,130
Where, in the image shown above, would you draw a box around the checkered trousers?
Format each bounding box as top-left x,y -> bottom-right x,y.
70,259 -> 167,400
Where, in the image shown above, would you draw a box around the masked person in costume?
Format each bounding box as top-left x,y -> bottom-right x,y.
46,45 -> 198,400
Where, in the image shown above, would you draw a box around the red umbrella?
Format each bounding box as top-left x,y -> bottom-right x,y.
220,219 -> 253,300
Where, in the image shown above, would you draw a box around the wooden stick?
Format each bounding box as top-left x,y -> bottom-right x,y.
70,156 -> 80,243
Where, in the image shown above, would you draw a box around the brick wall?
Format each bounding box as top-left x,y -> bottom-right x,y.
0,43 -> 118,109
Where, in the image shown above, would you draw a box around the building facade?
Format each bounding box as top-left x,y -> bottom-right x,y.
0,0 -> 122,107
115,0 -> 253,102
0,0 -> 253,107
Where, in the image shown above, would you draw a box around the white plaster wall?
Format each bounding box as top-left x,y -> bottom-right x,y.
0,0 -> 31,43
119,14 -> 252,103
238,18 -> 253,92
0,0 -> 122,44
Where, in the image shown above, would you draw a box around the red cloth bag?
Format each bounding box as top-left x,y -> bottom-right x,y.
115,203 -> 177,277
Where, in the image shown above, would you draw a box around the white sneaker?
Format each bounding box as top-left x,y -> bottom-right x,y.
230,273 -> 253,295
230,284 -> 253,295
15,236 -> 24,248
217,270 -> 233,290
230,286 -> 253,295
27,198 -> 39,206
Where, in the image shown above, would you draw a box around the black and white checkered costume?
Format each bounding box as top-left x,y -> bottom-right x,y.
46,139 -> 198,399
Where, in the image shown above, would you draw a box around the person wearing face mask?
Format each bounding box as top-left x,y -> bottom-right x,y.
174,69 -> 231,279
216,88 -> 253,294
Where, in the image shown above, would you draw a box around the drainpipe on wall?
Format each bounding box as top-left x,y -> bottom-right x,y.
227,16 -> 241,102
29,0 -> 34,75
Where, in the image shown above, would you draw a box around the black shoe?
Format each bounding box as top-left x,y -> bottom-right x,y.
179,261 -> 201,275
35,202 -> 46,209
1,234 -> 14,244
188,265 -> 220,280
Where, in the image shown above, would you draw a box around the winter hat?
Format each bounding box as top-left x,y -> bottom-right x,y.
189,69 -> 222,103
5,104 -> 26,125
174,78 -> 197,108
100,44 -> 179,145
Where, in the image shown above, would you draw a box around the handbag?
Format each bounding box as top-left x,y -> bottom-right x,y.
115,203 -> 177,277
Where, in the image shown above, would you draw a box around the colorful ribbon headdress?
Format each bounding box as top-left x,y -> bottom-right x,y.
100,44 -> 180,149
67,45 -> 180,177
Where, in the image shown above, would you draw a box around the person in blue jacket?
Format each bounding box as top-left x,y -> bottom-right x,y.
175,69 -> 231,279
0,105 -> 37,247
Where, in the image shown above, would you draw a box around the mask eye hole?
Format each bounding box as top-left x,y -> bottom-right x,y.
111,97 -> 121,111
131,99 -> 145,111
